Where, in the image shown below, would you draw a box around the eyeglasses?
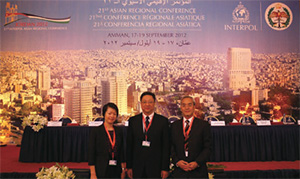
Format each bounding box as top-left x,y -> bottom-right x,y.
141,101 -> 154,104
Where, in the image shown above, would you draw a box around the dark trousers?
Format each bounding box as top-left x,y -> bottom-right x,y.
141,166 -> 148,178
104,166 -> 121,178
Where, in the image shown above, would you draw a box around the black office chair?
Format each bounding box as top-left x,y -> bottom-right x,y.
240,115 -> 255,125
59,117 -> 72,126
281,114 -> 296,124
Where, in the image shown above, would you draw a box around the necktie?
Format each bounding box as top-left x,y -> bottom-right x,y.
145,116 -> 150,128
184,120 -> 190,152
185,120 -> 190,133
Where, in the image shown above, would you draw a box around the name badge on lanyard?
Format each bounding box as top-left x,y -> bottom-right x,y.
142,115 -> 153,147
104,124 -> 117,164
142,140 -> 151,147
183,117 -> 194,158
109,160 -> 117,166
185,151 -> 188,157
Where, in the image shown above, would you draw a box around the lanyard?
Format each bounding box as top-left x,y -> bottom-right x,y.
182,117 -> 194,139
143,115 -> 154,141
104,124 -> 116,159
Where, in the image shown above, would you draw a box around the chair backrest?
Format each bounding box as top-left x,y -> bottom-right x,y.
206,116 -> 219,122
240,115 -> 255,124
59,118 -> 72,126
280,115 -> 296,123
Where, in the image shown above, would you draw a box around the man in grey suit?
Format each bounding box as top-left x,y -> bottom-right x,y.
126,92 -> 170,179
171,96 -> 211,178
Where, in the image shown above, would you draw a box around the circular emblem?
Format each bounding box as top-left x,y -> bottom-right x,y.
265,2 -> 293,31
232,2 -> 250,24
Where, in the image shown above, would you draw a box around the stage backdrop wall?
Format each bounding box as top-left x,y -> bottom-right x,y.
1,0 -> 299,121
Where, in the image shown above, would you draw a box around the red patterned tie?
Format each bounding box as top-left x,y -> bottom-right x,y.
184,120 -> 190,152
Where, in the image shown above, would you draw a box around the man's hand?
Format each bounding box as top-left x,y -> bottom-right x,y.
90,173 -> 97,179
176,160 -> 190,171
188,161 -> 199,171
161,170 -> 169,179
121,169 -> 126,179
127,168 -> 133,179
90,166 -> 97,179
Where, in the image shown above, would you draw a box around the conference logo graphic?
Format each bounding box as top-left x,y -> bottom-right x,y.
265,2 -> 293,31
232,1 -> 250,24
4,2 -> 71,27
224,2 -> 257,31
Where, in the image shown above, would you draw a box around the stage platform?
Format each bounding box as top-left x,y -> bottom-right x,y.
1,145 -> 299,178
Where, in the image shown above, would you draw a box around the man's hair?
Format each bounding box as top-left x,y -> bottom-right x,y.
102,102 -> 119,117
140,91 -> 156,102
181,96 -> 195,105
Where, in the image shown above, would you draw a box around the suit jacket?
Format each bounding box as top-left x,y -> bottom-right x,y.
88,124 -> 124,178
126,113 -> 170,178
171,117 -> 211,178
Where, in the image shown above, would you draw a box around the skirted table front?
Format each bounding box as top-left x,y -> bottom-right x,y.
19,125 -> 299,162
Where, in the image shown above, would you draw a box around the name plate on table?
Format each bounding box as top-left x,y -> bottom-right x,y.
47,121 -> 62,127
88,121 -> 103,126
210,121 -> 225,126
257,120 -> 271,126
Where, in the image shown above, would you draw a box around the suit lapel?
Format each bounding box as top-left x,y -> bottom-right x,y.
115,127 -> 120,147
177,118 -> 186,157
100,125 -> 110,155
178,118 -> 185,142
189,117 -> 199,138
138,113 -> 145,137
145,113 -> 156,136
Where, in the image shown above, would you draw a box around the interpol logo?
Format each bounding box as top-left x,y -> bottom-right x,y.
265,2 -> 293,31
232,2 -> 250,24
224,2 -> 256,31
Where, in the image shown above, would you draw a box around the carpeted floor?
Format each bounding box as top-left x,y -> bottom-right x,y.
0,145 -> 89,173
209,161 -> 300,171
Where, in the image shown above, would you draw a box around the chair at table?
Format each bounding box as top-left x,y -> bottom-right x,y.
281,114 -> 296,124
239,115 -> 255,125
94,117 -> 104,122
229,119 -> 242,125
59,117 -> 72,126
205,115 -> 219,124
168,116 -> 180,124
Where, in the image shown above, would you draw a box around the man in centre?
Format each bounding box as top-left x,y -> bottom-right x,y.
126,91 -> 170,179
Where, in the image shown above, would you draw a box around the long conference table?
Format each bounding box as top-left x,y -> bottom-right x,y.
19,125 -> 299,162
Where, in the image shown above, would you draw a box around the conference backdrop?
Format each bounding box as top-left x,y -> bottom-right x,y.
1,0 -> 299,121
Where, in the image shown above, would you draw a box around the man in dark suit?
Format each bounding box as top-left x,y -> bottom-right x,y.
126,92 -> 170,179
171,96 -> 211,178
